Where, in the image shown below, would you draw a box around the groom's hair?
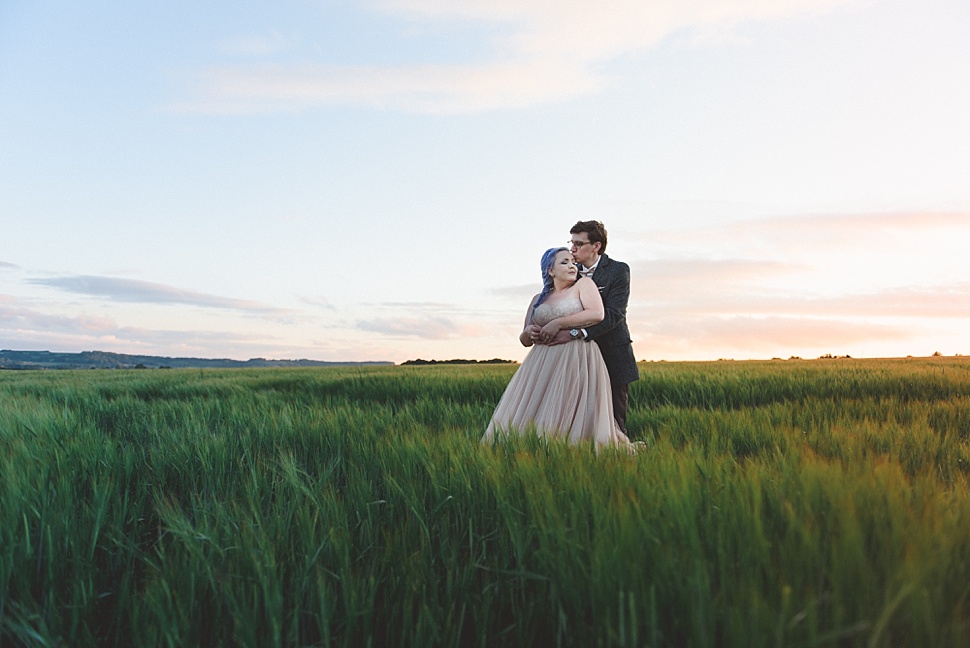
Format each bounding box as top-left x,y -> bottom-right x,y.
570,220 -> 608,254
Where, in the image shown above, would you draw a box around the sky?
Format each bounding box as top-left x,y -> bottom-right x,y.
2,0 -> 969,364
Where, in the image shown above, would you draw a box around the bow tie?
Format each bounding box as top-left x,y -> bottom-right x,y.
579,266 -> 594,277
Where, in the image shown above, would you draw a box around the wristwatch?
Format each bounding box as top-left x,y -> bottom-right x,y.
569,328 -> 581,339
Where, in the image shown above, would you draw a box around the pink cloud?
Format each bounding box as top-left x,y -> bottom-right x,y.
29,275 -> 292,315
356,316 -> 484,339
630,314 -> 918,360
632,211 -> 970,257
629,276 -> 970,320
0,299 -> 276,357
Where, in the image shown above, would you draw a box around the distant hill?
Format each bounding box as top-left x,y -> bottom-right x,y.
0,349 -> 393,371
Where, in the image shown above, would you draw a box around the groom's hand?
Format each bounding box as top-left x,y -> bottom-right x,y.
542,329 -> 576,346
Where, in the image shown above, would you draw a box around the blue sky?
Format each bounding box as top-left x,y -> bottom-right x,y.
2,0 -> 969,363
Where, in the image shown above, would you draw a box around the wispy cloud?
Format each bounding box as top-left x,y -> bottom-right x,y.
0,261 -> 20,270
639,211 -> 970,255
614,209 -> 970,358
809,284 -> 970,318
634,257 -> 802,285
217,31 -> 293,57
0,301 -> 124,339
630,209 -> 970,272
721,284 -> 970,319
300,294 -> 337,311
357,316 -> 480,339
378,0 -> 856,60
636,315 -> 915,358
632,278 -> 970,319
0,299 -> 284,356
375,301 -> 461,309
174,0 -> 858,114
626,257 -> 803,317
487,283 -> 538,302
722,211 -> 970,252
630,262 -> 970,317
174,60 -> 598,114
353,299 -> 492,339
29,275 -> 288,314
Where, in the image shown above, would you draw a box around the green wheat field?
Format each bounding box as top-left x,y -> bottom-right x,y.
2,356 -> 969,647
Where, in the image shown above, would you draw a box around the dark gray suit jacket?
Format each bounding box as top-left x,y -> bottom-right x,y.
583,254 -> 640,386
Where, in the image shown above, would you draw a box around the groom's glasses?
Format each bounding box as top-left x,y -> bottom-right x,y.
569,240 -> 592,247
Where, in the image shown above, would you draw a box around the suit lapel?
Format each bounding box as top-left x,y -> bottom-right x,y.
592,254 -> 610,286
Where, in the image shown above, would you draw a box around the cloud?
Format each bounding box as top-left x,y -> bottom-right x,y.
217,31 -> 293,57
29,275 -> 288,314
174,60 -> 598,114
720,211 -> 970,250
633,257 -> 800,284
487,283 -> 539,301
353,299 -> 499,339
356,300 -> 490,338
639,210 -> 970,254
357,315 -> 480,339
174,0 -> 857,114
629,257 -> 970,320
0,261 -> 20,270
376,301 -> 461,309
710,283 -> 970,320
300,294 -> 337,310
626,257 -> 805,316
614,210 -> 970,358
625,210 -> 970,307
812,284 -> 970,318
633,315 -> 915,357
378,0 -> 854,61
0,301 -> 116,338
0,299 -> 283,356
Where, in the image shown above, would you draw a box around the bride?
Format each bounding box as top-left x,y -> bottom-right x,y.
483,247 -> 634,449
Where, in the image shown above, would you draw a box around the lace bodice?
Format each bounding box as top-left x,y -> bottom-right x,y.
532,298 -> 583,326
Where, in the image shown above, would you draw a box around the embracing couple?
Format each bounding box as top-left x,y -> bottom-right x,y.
483,220 -> 639,450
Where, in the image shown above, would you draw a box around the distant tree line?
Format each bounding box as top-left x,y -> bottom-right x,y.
401,358 -> 515,366
0,349 -> 393,371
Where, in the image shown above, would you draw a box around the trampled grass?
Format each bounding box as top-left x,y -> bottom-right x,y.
1,357 -> 969,646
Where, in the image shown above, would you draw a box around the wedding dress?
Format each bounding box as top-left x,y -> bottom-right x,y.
483,298 -> 632,448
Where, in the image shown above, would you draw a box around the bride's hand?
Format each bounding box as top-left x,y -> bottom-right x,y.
520,324 -> 541,346
539,321 -> 560,343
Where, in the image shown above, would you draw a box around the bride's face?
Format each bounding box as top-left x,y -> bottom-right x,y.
549,250 -> 578,282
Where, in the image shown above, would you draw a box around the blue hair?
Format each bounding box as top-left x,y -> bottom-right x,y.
531,247 -> 569,318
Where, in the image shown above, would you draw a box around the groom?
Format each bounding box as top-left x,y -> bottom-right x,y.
544,220 -> 640,434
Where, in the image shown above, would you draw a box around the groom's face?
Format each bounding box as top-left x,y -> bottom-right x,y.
569,233 -> 599,267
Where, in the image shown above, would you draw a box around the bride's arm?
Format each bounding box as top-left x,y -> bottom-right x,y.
537,278 -> 604,341
519,294 -> 541,347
